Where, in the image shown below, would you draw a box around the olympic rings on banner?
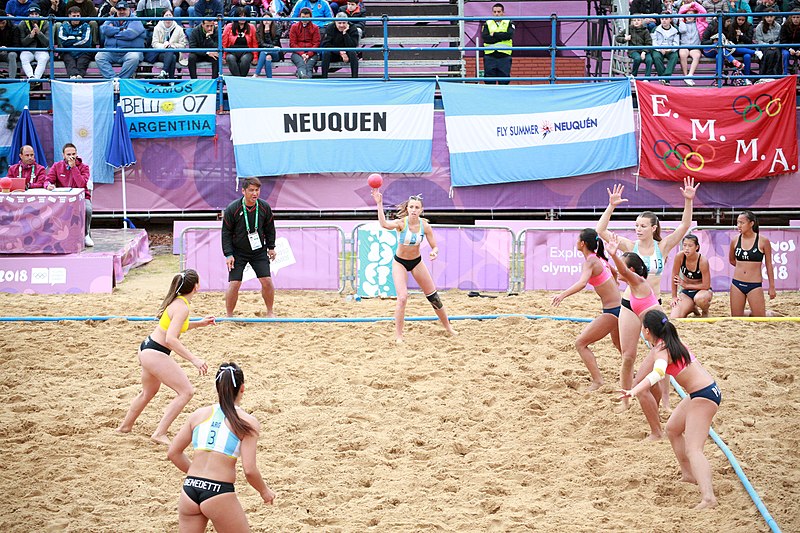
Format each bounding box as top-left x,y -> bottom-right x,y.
653,140 -> 705,172
732,93 -> 782,122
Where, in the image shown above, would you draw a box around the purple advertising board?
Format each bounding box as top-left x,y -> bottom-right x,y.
0,254 -> 114,294
0,189 -> 85,254
182,226 -> 343,291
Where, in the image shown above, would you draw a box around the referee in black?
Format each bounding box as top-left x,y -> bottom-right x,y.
222,177 -> 277,317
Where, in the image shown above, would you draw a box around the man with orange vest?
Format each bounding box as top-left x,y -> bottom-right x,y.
481,3 -> 514,84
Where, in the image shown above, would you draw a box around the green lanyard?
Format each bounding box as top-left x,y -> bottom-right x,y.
242,198 -> 258,234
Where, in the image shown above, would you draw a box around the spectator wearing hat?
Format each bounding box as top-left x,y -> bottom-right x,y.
291,0 -> 333,28
58,5 -> 93,78
18,3 -> 50,80
289,7 -> 319,78
320,12 -> 359,77
65,0 -> 98,45
0,11 -> 20,79
5,0 -> 34,22
96,1 -> 146,78
187,19 -> 219,78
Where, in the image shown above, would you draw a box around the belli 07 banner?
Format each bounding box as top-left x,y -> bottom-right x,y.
119,79 -> 217,139
225,78 -> 435,176
439,80 -> 637,186
636,76 -> 798,182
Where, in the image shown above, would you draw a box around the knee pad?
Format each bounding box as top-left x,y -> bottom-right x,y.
426,291 -> 443,310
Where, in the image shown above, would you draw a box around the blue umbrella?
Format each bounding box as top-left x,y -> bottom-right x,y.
9,106 -> 47,169
105,104 -> 137,228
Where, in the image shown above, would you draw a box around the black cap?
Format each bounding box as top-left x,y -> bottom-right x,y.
28,3 -> 41,12
115,1 -> 129,9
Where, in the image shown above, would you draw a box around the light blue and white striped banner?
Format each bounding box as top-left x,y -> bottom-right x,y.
0,83 -> 30,176
119,79 -> 217,139
439,80 -> 637,186
52,80 -> 115,184
225,78 -> 436,176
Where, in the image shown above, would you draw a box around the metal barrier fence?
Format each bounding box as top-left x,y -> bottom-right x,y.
178,223 -> 800,294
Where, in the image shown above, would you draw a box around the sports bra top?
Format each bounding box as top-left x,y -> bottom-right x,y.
734,233 -> 764,263
587,254 -> 613,287
629,287 -> 660,316
666,345 -> 698,377
633,241 -> 664,276
397,217 -> 425,247
680,254 -> 702,280
192,404 -> 242,458
159,295 -> 190,334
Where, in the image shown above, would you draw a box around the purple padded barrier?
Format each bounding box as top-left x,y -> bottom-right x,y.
406,226 -> 513,292
689,227 -> 800,292
0,254 -> 115,294
182,225 -> 343,291
0,189 -> 85,254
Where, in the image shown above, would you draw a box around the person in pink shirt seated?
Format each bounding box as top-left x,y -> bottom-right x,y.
7,144 -> 46,190
45,142 -> 94,247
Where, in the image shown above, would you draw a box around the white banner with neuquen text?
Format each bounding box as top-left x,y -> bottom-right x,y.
119,79 -> 216,139
225,78 -> 435,176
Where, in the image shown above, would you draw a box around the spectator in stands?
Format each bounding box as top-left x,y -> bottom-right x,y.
96,1 -> 146,79
678,1 -> 707,85
661,0 -> 680,23
261,0 -> 288,16
58,6 -> 93,78
329,0 -> 361,15
481,3 -> 514,84
98,0 -> 117,17
252,12 -> 280,77
289,7 -> 319,78
8,145 -> 46,190
136,0 -> 171,33
18,4 -> 50,81
40,0 -> 66,18
0,11 -> 20,80
729,15 -> 757,74
702,0 -> 729,13
754,8 -> 782,74
338,0 -> 365,40
630,0 -> 662,30
780,8 -> 800,73
291,0 -> 333,28
5,0 -> 34,22
702,17 -> 745,71
652,13 -> 680,83
754,0 -> 782,24
188,18 -> 219,78
321,11 -> 359,77
222,6 -> 257,76
151,7 -> 187,78
45,143 -> 93,246
227,0 -> 260,18
65,0 -> 98,45
172,0 -> 197,25
193,0 -> 223,21
728,0 -> 752,22
616,17 -> 653,77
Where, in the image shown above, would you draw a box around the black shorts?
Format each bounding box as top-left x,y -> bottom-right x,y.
140,335 -> 170,355
228,249 -> 271,282
394,255 -> 422,271
182,476 -> 236,505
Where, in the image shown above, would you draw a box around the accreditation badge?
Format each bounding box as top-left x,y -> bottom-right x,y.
248,232 -> 263,251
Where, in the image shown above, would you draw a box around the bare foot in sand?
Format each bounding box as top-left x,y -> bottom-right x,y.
396,337 -> 404,345
680,473 -> 698,484
116,425 -> 131,434
266,312 -> 276,318
643,432 -> 663,442
694,498 -> 717,510
615,398 -> 630,413
151,434 -> 170,446
585,380 -> 604,392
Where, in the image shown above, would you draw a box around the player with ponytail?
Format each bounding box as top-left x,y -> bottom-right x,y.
168,362 -> 276,531
620,311 -> 721,509
552,228 -> 621,391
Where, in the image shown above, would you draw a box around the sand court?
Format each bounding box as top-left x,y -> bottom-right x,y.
1,254 -> 798,532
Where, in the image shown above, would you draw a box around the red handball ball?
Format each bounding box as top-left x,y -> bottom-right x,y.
367,173 -> 383,189
0,177 -> 11,190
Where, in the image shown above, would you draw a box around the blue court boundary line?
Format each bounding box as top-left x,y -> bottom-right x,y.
0,312 -> 781,531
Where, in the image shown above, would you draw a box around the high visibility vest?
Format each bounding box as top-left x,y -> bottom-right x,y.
485,20 -> 512,55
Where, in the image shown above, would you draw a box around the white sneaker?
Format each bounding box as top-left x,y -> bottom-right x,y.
251,73 -> 258,78
85,235 -> 94,247
755,50 -> 764,61
179,53 -> 189,67
684,78 -> 695,86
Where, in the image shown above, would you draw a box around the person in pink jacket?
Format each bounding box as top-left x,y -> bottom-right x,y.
45,142 -> 94,246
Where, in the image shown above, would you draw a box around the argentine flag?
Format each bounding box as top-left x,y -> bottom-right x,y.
0,83 -> 29,176
52,81 -> 115,184
226,78 -> 436,176
440,80 -> 637,186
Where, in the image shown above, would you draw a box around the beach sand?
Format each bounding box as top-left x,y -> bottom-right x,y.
1,253 -> 798,532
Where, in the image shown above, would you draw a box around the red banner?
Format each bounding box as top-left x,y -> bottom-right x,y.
636,77 -> 798,182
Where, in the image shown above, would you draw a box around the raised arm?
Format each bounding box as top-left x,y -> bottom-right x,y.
661,176 -> 698,254
596,184 -> 634,251
371,189 -> 402,231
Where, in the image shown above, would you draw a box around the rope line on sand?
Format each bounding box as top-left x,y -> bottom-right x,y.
0,313 -> 785,530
